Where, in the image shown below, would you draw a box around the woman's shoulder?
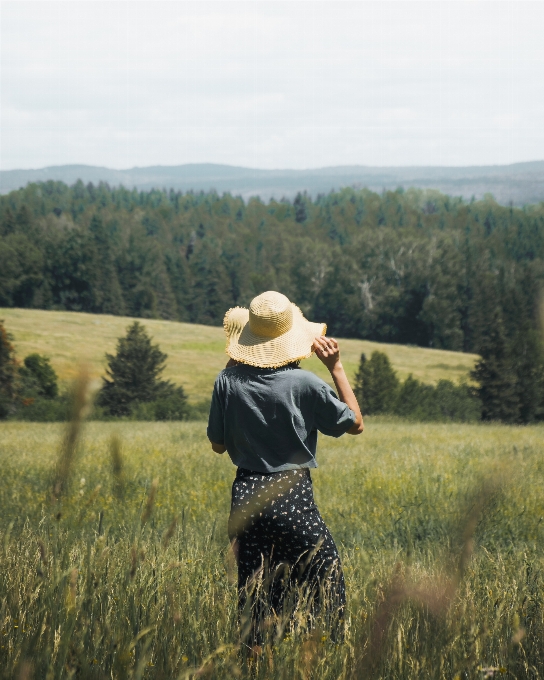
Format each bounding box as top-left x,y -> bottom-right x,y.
280,367 -> 328,390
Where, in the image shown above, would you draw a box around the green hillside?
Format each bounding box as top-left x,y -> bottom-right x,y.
1,308 -> 478,404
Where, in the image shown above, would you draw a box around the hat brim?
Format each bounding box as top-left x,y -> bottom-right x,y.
223,304 -> 326,368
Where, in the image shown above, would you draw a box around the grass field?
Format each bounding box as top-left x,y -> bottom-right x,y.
1,416 -> 544,678
0,308 -> 478,404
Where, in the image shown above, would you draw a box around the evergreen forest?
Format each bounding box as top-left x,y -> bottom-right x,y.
1,181 -> 543,420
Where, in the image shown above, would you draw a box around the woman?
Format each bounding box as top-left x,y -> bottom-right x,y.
207,291 -> 363,647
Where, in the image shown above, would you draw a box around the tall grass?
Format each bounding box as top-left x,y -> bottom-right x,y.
1,418 -> 543,678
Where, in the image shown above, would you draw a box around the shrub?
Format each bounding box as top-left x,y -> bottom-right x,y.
185,399 -> 211,421
394,375 -> 480,422
15,394 -> 71,422
353,349 -> 481,423
18,353 -> 59,399
394,375 -> 436,419
153,387 -> 189,421
433,379 -> 481,422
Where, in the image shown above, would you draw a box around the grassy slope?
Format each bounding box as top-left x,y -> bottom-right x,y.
0,308 -> 478,403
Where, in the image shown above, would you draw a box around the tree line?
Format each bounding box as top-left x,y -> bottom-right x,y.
1,316 -> 542,424
355,338 -> 544,424
0,180 -> 543,422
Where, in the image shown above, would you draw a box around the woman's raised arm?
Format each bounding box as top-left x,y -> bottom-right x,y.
313,336 -> 364,435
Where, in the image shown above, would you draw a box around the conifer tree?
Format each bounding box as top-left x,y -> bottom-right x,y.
89,215 -> 125,315
511,324 -> 544,423
353,353 -> 367,408
293,192 -> 308,223
98,321 -> 185,417
471,308 -> 520,422
354,351 -> 399,414
0,320 -> 18,419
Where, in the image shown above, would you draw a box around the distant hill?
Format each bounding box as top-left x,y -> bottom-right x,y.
1,161 -> 544,206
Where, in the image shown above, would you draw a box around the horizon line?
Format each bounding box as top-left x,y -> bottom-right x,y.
2,159 -> 544,174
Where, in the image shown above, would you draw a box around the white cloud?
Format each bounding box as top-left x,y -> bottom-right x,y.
1,1 -> 543,169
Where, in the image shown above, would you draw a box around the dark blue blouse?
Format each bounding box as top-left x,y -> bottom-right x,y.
207,364 -> 355,473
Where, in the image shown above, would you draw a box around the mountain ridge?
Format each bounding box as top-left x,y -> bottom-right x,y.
2,160 -> 544,206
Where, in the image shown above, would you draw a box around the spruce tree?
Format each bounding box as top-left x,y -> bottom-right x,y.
0,320 -> 18,419
471,308 -> 520,422
98,321 -> 184,416
293,193 -> 308,223
511,325 -> 544,423
354,351 -> 399,415
89,215 -> 125,315
353,353 -> 367,409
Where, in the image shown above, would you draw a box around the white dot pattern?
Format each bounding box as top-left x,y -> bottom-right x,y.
229,467 -> 346,643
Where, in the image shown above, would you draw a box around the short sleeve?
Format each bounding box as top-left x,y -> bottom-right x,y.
314,383 -> 356,437
207,376 -> 225,444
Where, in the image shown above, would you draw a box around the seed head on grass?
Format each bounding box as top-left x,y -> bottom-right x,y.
141,478 -> 159,527
37,539 -> 47,566
51,367 -> 91,502
67,568 -> 78,610
110,433 -> 125,500
130,545 -> 138,580
162,514 -> 178,549
353,474 -> 504,678
17,661 -> 33,680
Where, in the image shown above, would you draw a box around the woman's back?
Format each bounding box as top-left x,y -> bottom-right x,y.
207,363 -> 355,473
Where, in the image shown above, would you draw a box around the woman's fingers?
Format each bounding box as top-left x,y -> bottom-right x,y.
314,336 -> 328,353
314,336 -> 338,358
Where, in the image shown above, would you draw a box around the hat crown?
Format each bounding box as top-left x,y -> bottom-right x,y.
249,291 -> 293,338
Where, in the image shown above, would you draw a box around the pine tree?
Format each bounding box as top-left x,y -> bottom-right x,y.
89,215 -> 125,315
0,320 -> 18,419
353,353 -> 367,408
354,351 -> 399,414
293,193 -> 308,223
97,321 -> 185,416
471,308 -> 520,422
511,325 -> 544,423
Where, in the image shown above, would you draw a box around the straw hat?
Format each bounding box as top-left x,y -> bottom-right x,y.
223,291 -> 326,368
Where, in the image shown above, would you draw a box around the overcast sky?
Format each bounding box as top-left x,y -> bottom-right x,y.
1,1 -> 543,171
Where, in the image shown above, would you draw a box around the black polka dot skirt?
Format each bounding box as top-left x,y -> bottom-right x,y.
228,467 -> 346,644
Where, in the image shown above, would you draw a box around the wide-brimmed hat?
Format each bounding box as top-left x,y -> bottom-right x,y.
223,291 -> 326,368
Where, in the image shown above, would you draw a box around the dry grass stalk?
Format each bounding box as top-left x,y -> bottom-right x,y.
37,539 -> 47,566
52,367 -> 90,501
129,544 -> 138,580
141,478 -> 159,527
110,433 -> 125,499
299,629 -> 322,680
17,661 -> 33,680
162,514 -> 178,549
67,568 -> 78,610
353,476 -> 502,678
177,645 -> 238,680
224,540 -> 238,586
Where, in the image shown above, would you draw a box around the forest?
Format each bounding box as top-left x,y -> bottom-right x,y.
0,180 -> 543,421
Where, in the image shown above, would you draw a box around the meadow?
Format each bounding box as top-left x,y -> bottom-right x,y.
0,308 -> 478,404
1,414 -> 544,679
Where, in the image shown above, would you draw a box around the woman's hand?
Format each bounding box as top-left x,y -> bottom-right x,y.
313,336 -> 341,371
313,335 -> 364,434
